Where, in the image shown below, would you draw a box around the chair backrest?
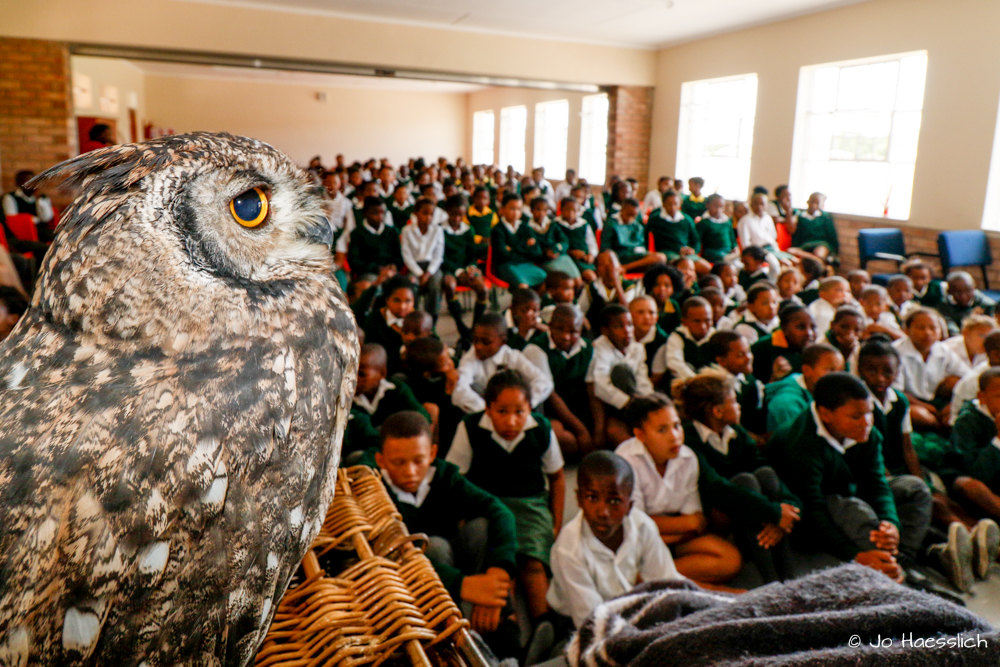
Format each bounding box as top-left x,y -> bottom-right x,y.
4,213 -> 38,242
0,223 -> 7,251
857,228 -> 904,268
938,230 -> 992,273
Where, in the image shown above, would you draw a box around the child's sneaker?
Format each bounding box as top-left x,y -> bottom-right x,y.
928,522 -> 973,592
970,518 -> 999,580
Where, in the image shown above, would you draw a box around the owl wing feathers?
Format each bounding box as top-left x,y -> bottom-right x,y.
0,304 -> 356,667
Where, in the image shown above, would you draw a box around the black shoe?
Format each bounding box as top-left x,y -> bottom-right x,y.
903,566 -> 966,606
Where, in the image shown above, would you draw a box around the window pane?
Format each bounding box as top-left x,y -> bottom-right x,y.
896,55 -> 928,111
499,105 -> 527,174
676,73 -> 757,200
579,93 -> 608,185
472,110 -> 495,166
534,100 -> 569,176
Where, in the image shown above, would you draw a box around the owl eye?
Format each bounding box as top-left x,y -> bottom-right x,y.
229,187 -> 269,228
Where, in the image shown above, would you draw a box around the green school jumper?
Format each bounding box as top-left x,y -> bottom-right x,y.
684,422 -> 800,529
697,216 -> 738,264
362,309 -> 405,374
693,448 -> 788,530
766,408 -> 899,561
872,389 -> 912,477
738,268 -> 769,292
581,279 -> 638,328
914,280 -> 946,309
389,202 -> 413,232
354,378 -> 430,428
356,451 -> 518,597
646,209 -> 700,260
442,225 -> 477,276
681,195 -> 707,220
558,220 -> 596,273
507,327 -> 547,352
792,210 -> 839,255
732,371 -> 766,436
751,330 -> 804,384
643,326 -> 669,377
600,214 -> 649,265
950,401 -> 1000,494
466,205 -> 497,262
461,411 -> 557,564
347,223 -> 402,276
528,220 -> 579,278
764,373 -> 812,433
530,337 -> 594,420
936,293 -> 997,337
658,299 -> 681,336
343,408 -> 382,455
581,206 -> 601,233
491,221 -> 547,287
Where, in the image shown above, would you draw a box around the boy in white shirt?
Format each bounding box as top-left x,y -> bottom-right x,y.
652,296 -> 716,387
399,199 -> 445,322
736,193 -> 783,280
732,283 -> 780,345
548,451 -> 683,628
808,276 -> 850,338
453,313 -> 553,414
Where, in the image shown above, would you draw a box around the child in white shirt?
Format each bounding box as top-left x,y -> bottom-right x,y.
808,276 -> 850,337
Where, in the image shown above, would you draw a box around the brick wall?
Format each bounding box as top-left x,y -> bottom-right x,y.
605,85 -> 653,198
0,37 -> 73,196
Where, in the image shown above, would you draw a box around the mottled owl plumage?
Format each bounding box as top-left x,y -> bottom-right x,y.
0,133 -> 359,667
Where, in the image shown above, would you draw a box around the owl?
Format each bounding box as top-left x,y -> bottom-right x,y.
0,133 -> 359,667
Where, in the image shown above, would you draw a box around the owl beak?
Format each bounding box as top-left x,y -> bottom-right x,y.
301,215 -> 334,250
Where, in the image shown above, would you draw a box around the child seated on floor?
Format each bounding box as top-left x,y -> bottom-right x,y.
808,276 -> 850,337
466,185 -> 497,262
400,310 -> 434,364
453,312 -> 553,414
936,271 -> 997,337
893,308 -> 970,430
447,370 -> 567,622
557,196 -> 599,284
675,372 -> 802,583
707,331 -> 767,438
359,412 -> 518,636
615,394 -> 743,590
859,285 -> 903,341
527,196 -> 580,281
697,194 -> 739,266
732,282 -> 780,345
797,257 -> 825,305
711,260 -> 745,310
363,275 -> 415,375
601,197 -> 667,274
347,196 -> 403,277
903,259 -> 946,309
699,287 -> 728,331
631,295 -> 668,379
824,306 -> 864,372
765,343 -> 844,434
950,329 -> 1000,425
672,256 -> 699,302
402,336 -> 464,454
539,270 -> 577,325
751,303 -> 818,384
646,189 -> 710,274
737,246 -> 770,292
888,274 -> 918,320
766,373 -> 934,582
643,263 -> 683,335
652,296 -> 716,387
524,304 -> 594,459
491,192 -> 547,289
506,287 -> 547,351
776,267 -> 804,305
578,250 -> 640,327
943,313 -> 995,369
441,194 -> 488,347
588,304 -> 656,449
547,451 -> 684,628
848,269 -> 872,302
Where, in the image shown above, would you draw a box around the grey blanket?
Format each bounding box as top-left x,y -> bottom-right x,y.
567,564 -> 999,666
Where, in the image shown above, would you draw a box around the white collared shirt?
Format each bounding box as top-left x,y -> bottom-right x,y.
326,191 -> 352,232
547,509 -> 684,628
653,325 -> 716,380
949,360 -> 991,425
808,297 -> 838,337
733,311 -> 779,345
737,211 -> 778,249
524,332 -> 588,384
586,336 -> 655,409
810,403 -> 860,455
452,344 -> 553,413
692,421 -> 737,456
528,217 -> 553,234
383,307 -> 405,330
399,221 -> 445,277
577,279 -> 642,317
446,412 -> 564,474
334,212 -> 396,254
892,337 -> 971,401
636,326 -> 658,345
642,189 -> 664,214
381,465 -> 435,508
554,180 -> 575,204
2,188 -> 54,223
353,378 -> 395,414
615,438 -> 702,516
943,334 -> 986,369
871,387 -> 913,434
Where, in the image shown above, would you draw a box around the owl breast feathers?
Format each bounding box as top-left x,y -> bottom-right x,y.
0,132 -> 359,667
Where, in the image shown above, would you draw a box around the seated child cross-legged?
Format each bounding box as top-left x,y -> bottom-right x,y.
732,282 -> 780,345
361,412 -> 518,636
652,296 -> 716,388
764,343 -> 844,434
615,394 -> 743,590
578,250 -> 640,327
751,303 -> 818,384
600,197 -> 667,274
707,331 -> 767,438
440,194 -> 488,344
630,295 -> 668,380
547,451 -> 685,629
766,373 -> 933,582
506,287 -> 547,351
362,274 -> 415,376
587,304 -> 655,449
646,188 -> 710,274
675,372 -> 802,583
446,370 -> 567,621
539,270 -> 578,325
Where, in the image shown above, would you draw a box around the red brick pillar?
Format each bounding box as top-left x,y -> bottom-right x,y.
0,38 -> 74,194
605,85 -> 653,198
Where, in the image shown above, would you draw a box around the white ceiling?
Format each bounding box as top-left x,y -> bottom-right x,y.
185,0 -> 871,49
131,60 -> 486,92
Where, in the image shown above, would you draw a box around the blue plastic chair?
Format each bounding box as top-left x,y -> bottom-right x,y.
858,228 -> 938,286
937,230 -> 1000,301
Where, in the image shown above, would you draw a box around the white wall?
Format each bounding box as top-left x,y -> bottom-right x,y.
71,56 -> 145,145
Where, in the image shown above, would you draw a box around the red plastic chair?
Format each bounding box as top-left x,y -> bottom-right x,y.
0,224 -> 8,251
484,244 -> 508,290
775,221 -> 792,252
5,214 -> 38,242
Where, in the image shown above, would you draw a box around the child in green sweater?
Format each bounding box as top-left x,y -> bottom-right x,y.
697,194 -> 739,265
557,196 -> 598,284
766,373 -> 933,582
527,196 -> 579,280
347,196 -> 403,277
491,192 -> 547,288
764,343 -> 844,433
440,195 -> 488,346
751,303 -> 818,384
707,331 -> 766,438
646,189 -> 710,274
362,275 -> 415,375
600,197 -> 666,274
362,412 -> 518,635
675,372 -> 801,582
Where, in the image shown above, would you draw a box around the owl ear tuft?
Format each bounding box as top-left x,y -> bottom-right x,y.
29,142 -> 178,196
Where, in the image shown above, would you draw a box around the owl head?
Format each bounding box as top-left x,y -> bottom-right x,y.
28,133 -> 345,349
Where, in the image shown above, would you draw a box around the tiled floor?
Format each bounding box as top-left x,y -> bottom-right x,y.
432,307 -> 1000,628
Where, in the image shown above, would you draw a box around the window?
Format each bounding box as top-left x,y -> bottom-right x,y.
579,93 -> 609,185
789,51 -> 927,219
676,73 -> 757,200
472,110 -> 495,166
533,99 -> 569,176
499,105 -> 527,173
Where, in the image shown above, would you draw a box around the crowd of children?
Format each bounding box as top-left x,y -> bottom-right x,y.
308,155 -> 1000,663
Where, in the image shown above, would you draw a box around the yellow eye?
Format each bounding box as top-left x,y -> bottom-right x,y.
229,186 -> 269,227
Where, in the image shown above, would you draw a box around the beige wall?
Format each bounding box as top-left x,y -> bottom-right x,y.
466,89 -> 589,178
649,0 -> 1000,231
71,56 -> 146,145
1,0 -> 655,87
143,74 -> 467,167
